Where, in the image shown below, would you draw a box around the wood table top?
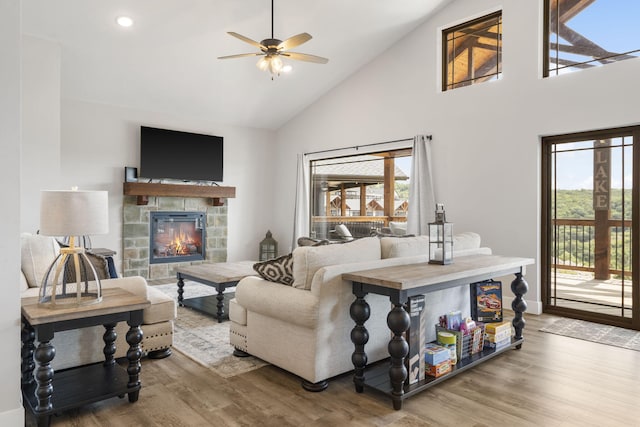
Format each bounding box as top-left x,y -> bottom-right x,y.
21,287 -> 150,326
175,261 -> 258,283
343,254 -> 535,291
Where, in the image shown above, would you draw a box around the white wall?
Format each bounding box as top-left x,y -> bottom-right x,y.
20,36 -> 278,271
0,0 -> 25,424
21,35 -> 61,232
274,0 -> 640,313
59,99 -> 277,269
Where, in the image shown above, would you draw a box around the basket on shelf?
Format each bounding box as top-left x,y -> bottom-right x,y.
435,323 -> 485,360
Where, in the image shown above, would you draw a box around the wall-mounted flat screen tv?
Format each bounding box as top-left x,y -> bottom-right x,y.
140,126 -> 223,182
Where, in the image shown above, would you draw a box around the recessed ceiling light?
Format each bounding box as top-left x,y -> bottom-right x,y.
116,16 -> 134,28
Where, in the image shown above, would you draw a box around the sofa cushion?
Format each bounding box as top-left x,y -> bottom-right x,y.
21,234 -> 60,288
292,236 -> 381,290
453,232 -> 482,251
20,271 -> 29,293
253,253 -> 294,285
236,276 -> 319,328
144,286 -> 177,324
380,235 -> 430,259
380,232 -> 483,259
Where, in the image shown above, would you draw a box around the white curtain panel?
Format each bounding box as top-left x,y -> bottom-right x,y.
292,153 -> 310,249
407,135 -> 436,236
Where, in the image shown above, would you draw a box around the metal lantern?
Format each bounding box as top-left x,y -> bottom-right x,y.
259,230 -> 278,261
428,204 -> 453,265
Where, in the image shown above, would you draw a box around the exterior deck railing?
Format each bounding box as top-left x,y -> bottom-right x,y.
553,218 -> 632,277
311,216 -> 406,239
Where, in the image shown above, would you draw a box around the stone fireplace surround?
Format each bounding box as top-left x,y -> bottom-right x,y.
122,195 -> 228,280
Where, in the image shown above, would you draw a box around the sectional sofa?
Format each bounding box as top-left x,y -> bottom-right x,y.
229,232 -> 491,390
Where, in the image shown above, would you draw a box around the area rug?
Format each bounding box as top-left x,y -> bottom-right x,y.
153,282 -> 268,377
540,317 -> 640,351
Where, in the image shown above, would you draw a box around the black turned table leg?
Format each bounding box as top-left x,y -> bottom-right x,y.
103,323 -> 117,367
177,275 -> 185,306
21,320 -> 36,385
215,283 -> 226,323
387,302 -> 410,410
126,311 -> 144,403
350,285 -> 370,393
511,272 -> 529,349
34,339 -> 55,415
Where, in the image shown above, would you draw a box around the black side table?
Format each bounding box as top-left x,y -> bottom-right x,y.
21,288 -> 149,427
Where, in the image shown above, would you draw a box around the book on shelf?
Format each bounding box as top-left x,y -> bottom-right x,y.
405,295 -> 426,385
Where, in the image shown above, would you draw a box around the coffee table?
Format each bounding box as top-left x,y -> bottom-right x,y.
175,261 -> 257,322
21,287 -> 150,427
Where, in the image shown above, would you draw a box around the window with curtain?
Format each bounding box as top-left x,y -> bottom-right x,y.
309,149 -> 412,240
544,0 -> 640,77
442,11 -> 502,91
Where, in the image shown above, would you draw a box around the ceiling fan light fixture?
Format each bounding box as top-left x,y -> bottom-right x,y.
256,55 -> 287,76
257,57 -> 270,71
269,56 -> 283,74
220,0 -> 328,77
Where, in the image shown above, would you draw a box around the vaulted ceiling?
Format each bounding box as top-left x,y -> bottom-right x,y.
22,0 -> 450,130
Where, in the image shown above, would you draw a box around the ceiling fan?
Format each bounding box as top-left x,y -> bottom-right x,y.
218,0 -> 329,76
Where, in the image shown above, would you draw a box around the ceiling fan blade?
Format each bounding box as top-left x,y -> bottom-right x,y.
227,32 -> 266,51
284,52 -> 329,64
277,32 -> 312,51
217,53 -> 264,60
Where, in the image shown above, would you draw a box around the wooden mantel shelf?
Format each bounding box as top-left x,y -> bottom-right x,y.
123,182 -> 236,206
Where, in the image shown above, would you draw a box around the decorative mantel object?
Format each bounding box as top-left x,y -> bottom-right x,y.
38,188 -> 109,308
259,231 -> 278,261
428,203 -> 453,265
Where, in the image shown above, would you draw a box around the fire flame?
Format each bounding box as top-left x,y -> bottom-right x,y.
168,228 -> 195,255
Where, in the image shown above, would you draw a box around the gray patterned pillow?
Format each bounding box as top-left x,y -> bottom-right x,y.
253,253 -> 294,286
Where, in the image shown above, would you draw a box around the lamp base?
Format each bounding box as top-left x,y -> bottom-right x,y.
39,246 -> 103,309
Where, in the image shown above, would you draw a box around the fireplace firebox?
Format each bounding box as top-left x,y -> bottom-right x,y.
150,211 -> 206,264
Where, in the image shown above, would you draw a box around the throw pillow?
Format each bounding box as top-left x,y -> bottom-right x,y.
253,253 -> 294,286
297,236 -> 331,247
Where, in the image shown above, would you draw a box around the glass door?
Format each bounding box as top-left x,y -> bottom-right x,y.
542,126 -> 639,329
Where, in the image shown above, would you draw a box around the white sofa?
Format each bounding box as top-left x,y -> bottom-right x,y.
229,232 -> 491,390
20,233 -> 176,370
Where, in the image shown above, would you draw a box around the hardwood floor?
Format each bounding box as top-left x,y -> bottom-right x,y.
26,312 -> 640,427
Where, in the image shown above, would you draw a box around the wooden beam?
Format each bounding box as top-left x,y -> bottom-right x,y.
325,190 -> 331,216
360,184 -> 366,216
383,158 -> 394,218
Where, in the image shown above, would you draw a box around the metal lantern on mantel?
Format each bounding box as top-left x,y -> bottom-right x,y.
259,230 -> 278,261
428,203 -> 454,265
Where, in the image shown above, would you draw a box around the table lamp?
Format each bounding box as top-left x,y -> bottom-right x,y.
38,188 -> 109,308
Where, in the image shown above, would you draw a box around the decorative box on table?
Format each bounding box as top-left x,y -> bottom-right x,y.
485,336 -> 511,350
484,320 -> 512,344
426,360 -> 452,378
471,280 -> 503,323
424,343 -> 450,366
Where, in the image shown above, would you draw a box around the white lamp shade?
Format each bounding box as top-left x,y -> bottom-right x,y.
40,190 -> 109,236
